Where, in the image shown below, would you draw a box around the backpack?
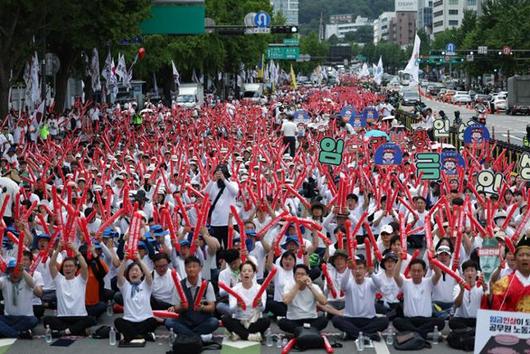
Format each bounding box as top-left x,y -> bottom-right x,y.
168,334 -> 222,354
170,334 -> 202,354
393,331 -> 432,351
294,326 -> 324,350
447,328 -> 475,351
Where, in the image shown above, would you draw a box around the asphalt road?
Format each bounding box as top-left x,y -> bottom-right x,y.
419,96 -> 530,146
4,313 -> 470,354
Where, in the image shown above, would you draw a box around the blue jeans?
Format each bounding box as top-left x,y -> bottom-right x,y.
0,315 -> 38,337
165,316 -> 219,337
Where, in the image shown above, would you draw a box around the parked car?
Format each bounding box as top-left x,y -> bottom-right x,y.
437,88 -> 447,99
474,94 -> 492,103
443,89 -> 457,102
401,90 -> 421,106
452,91 -> 473,104
492,95 -> 507,111
428,83 -> 445,96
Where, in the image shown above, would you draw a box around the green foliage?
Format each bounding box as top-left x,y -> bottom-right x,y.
294,32 -> 329,74
356,42 -> 408,74
343,26 -> 374,44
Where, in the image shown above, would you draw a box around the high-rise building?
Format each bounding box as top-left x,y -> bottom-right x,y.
392,0 -> 417,47
270,0 -> 299,26
432,0 -> 484,35
373,12 -> 396,44
325,16 -> 372,40
417,0 -> 433,34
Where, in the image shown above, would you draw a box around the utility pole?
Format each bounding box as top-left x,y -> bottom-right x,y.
318,11 -> 324,43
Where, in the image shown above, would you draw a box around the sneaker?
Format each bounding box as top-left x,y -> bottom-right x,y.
18,330 -> 33,340
144,332 -> 156,342
229,332 -> 240,341
200,333 -> 213,343
247,333 -> 262,342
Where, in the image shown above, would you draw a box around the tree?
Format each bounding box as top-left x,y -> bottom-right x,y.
45,0 -> 151,113
353,26 -> 374,44
295,32 -> 329,74
0,0 -> 48,119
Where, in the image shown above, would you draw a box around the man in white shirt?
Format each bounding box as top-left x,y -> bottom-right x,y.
332,258 -> 389,341
0,258 -> 38,339
279,264 -> 328,334
281,115 -> 297,157
393,257 -> 445,339
150,253 -> 178,310
449,260 -> 483,330
205,164 -> 239,249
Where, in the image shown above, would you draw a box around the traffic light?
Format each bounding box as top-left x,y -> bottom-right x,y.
271,26 -> 298,34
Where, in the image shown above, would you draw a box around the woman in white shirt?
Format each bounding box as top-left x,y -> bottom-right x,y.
114,251 -> 157,343
43,242 -> 96,337
221,261 -> 271,342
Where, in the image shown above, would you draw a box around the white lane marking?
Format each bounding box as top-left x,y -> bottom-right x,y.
502,134 -> 523,141
373,339 -> 391,354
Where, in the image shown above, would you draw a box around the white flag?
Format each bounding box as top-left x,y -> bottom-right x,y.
171,60 -> 180,88
101,50 -> 112,90
374,56 -> 384,85
115,53 -> 127,81
403,33 -> 421,86
30,52 -> 40,106
360,63 -> 369,77
91,48 -> 102,92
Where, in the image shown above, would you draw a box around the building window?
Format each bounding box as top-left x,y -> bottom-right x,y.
434,20 -> 443,27
467,0 -> 477,5
449,9 -> 458,15
434,0 -> 443,7
433,10 -> 443,17
449,20 -> 459,26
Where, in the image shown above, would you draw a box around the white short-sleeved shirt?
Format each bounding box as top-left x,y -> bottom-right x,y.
0,276 -> 35,316
342,274 -> 378,318
152,270 -> 178,305
119,280 -> 153,322
32,270 -> 44,305
452,284 -> 483,318
229,282 -> 267,321
401,277 -> 434,317
55,273 -> 88,317
432,273 -> 457,303
284,283 -> 324,320
273,267 -> 294,302
373,271 -> 400,304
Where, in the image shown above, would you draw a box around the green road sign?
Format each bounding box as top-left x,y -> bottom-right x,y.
283,38 -> 299,46
141,4 -> 205,35
267,45 -> 300,60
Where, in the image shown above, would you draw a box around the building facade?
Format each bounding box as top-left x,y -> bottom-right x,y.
389,11 -> 417,47
373,12 -> 396,45
270,0 -> 299,25
417,0 -> 433,34
329,14 -> 354,24
325,16 -> 372,40
432,0 -> 483,35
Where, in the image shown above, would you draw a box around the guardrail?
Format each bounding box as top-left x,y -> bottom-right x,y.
396,110 -> 529,173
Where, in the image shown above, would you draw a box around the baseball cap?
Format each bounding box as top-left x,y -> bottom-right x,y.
380,225 -> 393,234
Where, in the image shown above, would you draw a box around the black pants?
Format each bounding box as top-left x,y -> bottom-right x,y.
43,316 -> 96,336
393,316 -> 445,339
114,317 -> 158,342
278,316 -> 328,334
267,300 -> 287,318
449,317 -> 476,330
332,316 -> 389,339
222,316 -> 271,340
283,136 -> 296,157
375,301 -> 402,320
86,302 -> 106,319
33,305 -> 45,319
150,296 -> 173,311
211,225 -> 239,250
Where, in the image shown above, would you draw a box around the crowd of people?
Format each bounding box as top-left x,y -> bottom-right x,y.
0,76 -> 528,352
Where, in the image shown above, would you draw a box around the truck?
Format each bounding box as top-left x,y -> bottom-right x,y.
176,83 -> 204,109
507,75 -> 530,115
241,83 -> 264,102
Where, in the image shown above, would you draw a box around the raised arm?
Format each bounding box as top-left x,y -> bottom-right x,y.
71,243 -> 88,280
49,245 -> 61,279
394,257 -> 404,288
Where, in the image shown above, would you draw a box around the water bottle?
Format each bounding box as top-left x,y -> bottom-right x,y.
106,300 -> 113,316
169,328 -> 175,347
265,328 -> 273,347
432,325 -> 439,344
358,331 -> 365,351
386,326 -> 394,346
276,334 -> 283,348
45,325 -> 52,344
109,327 -> 116,346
